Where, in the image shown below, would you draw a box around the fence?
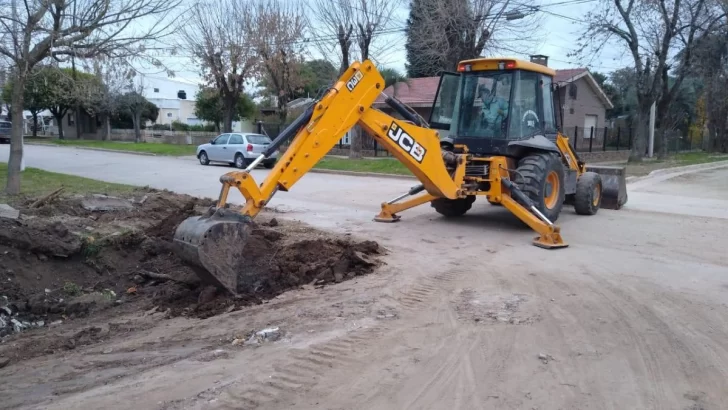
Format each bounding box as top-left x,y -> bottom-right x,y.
256,120 -> 704,157
567,126 -> 702,154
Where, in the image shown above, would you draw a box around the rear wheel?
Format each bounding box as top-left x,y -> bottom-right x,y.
234,154 -> 246,169
516,152 -> 565,222
263,160 -> 275,169
574,172 -> 602,215
431,196 -> 475,217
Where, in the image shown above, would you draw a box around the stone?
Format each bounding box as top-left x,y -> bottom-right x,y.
0,357 -> 9,369
0,204 -> 19,220
81,195 -> 133,212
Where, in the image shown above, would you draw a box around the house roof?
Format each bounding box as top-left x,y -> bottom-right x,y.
374,68 -> 614,110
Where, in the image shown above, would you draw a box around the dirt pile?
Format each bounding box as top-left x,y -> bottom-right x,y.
0,189 -> 383,362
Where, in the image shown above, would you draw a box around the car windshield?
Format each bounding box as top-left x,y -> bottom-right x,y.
247,135 -> 270,144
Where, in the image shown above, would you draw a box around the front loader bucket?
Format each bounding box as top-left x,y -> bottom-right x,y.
586,165 -> 628,210
172,207 -> 253,295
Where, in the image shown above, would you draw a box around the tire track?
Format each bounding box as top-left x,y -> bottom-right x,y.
396,269 -> 463,312
213,327 -> 384,409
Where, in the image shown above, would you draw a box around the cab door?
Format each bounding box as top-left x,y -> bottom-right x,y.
428,72 -> 461,139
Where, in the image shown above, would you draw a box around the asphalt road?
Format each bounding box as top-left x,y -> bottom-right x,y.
3,145 -> 728,228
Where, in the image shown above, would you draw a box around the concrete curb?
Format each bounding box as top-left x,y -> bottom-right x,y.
25,142 -> 170,157
308,168 -> 415,180
626,159 -> 728,183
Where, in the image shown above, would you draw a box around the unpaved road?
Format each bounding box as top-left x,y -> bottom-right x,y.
2,145 -> 728,410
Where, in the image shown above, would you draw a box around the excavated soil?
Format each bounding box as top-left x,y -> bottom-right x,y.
0,189 -> 383,363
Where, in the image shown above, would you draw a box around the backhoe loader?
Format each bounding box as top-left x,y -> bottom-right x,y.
173,57 -> 628,294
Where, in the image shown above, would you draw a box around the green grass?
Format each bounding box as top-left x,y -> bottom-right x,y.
25,138 -> 197,156
673,151 -> 728,165
314,157 -> 411,175
0,162 -> 137,205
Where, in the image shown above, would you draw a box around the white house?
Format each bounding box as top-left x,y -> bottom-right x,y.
138,74 -> 203,126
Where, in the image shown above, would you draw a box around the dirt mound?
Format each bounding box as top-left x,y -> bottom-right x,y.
0,188 -> 383,363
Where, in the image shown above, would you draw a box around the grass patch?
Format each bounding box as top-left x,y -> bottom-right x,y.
314,157 -> 411,175
0,162 -> 137,205
25,138 -> 197,156
625,151 -> 728,177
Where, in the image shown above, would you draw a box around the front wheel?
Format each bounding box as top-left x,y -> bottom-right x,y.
516,152 -> 565,222
574,172 -> 602,215
234,154 -> 247,169
198,151 -> 210,165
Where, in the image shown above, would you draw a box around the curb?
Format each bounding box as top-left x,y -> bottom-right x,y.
25,142 -> 161,156
308,168 -> 415,180
626,159 -> 728,183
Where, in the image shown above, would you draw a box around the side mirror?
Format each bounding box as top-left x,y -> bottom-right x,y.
210,139 -> 214,144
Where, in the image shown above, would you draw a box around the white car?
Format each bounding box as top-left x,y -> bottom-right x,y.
196,133 -> 279,169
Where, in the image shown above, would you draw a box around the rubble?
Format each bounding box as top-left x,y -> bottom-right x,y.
0,204 -> 19,220
81,194 -> 134,212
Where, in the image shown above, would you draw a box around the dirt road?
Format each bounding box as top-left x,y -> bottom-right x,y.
1,146 -> 728,409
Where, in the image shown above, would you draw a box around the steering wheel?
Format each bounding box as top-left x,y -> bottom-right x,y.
522,110 -> 540,130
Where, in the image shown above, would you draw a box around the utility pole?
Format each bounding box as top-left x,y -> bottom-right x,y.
648,101 -> 656,158
72,0 -> 82,140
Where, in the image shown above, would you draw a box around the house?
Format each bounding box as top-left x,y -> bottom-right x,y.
372,57 -> 613,143
141,75 -> 202,126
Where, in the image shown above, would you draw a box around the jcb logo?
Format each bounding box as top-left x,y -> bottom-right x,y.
346,71 -> 364,92
387,122 -> 427,163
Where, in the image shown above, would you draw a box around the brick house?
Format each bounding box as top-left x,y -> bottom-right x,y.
373,62 -> 613,144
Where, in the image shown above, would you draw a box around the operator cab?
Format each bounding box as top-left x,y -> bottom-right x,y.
429,58 -> 559,157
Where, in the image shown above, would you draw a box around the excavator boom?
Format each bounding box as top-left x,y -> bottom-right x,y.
173,59 -> 571,294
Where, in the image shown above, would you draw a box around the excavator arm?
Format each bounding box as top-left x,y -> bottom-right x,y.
216,60 -> 465,218
173,60 -> 563,295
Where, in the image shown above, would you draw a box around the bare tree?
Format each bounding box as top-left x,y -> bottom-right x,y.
575,0 -> 725,161
254,0 -> 308,123
405,0 -> 543,77
0,0 -> 182,195
307,0 -> 355,74
180,0 -> 258,133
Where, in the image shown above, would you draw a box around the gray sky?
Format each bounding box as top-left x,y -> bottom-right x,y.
139,0 -> 632,85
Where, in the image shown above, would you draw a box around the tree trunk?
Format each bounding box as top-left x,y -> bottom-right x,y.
222,93 -> 236,133
132,111 -> 142,143
53,113 -> 65,140
104,115 -> 111,141
349,126 -> 363,159
6,73 -> 26,195
628,106 -> 649,162
31,112 -> 38,138
657,128 -> 668,159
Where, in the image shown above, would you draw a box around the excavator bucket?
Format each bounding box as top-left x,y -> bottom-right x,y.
172,207 -> 253,295
586,165 -> 628,210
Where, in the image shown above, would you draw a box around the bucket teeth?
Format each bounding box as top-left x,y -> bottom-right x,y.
586,165 -> 628,210
172,208 -> 252,295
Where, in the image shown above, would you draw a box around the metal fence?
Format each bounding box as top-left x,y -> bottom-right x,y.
256,120 -> 703,156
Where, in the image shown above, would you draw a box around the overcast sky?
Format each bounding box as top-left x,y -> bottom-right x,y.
138,0 -> 633,85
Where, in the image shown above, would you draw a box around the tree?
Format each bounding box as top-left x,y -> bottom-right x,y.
405,0 -> 542,78
254,0 -> 308,123
194,87 -> 256,131
306,0 -> 404,158
181,0 -> 258,133
116,91 -> 157,142
0,0 -> 182,194
591,71 -> 622,119
298,59 -> 338,98
575,0 -> 725,161
380,67 -> 411,98
110,100 -> 158,130
2,66 -> 55,137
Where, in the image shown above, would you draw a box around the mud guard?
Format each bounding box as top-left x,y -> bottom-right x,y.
586,165 -> 628,210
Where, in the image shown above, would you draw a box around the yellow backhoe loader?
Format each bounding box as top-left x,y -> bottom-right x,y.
173,58 -> 628,294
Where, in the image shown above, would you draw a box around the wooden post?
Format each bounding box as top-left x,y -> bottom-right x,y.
588,126 -> 594,152
602,127 -> 608,151
616,127 -> 621,150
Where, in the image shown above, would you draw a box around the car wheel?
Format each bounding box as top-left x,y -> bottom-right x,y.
234,154 -> 246,169
198,151 -> 209,165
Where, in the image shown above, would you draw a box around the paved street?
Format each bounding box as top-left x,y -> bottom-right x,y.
2,145 -> 728,410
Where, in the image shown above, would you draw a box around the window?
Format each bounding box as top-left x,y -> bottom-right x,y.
68,113 -> 75,126
154,88 -> 159,93
568,83 -> 577,99
429,73 -> 461,130
0,122 -> 11,129
212,134 -> 230,145
178,90 -> 187,99
166,112 -> 173,118
507,70 -> 540,139
246,134 -> 271,144
457,71 -> 513,139
228,134 -> 244,144
541,75 -> 557,133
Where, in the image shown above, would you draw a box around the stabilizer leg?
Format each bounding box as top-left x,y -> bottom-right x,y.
500,179 -> 568,249
374,184 -> 437,222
